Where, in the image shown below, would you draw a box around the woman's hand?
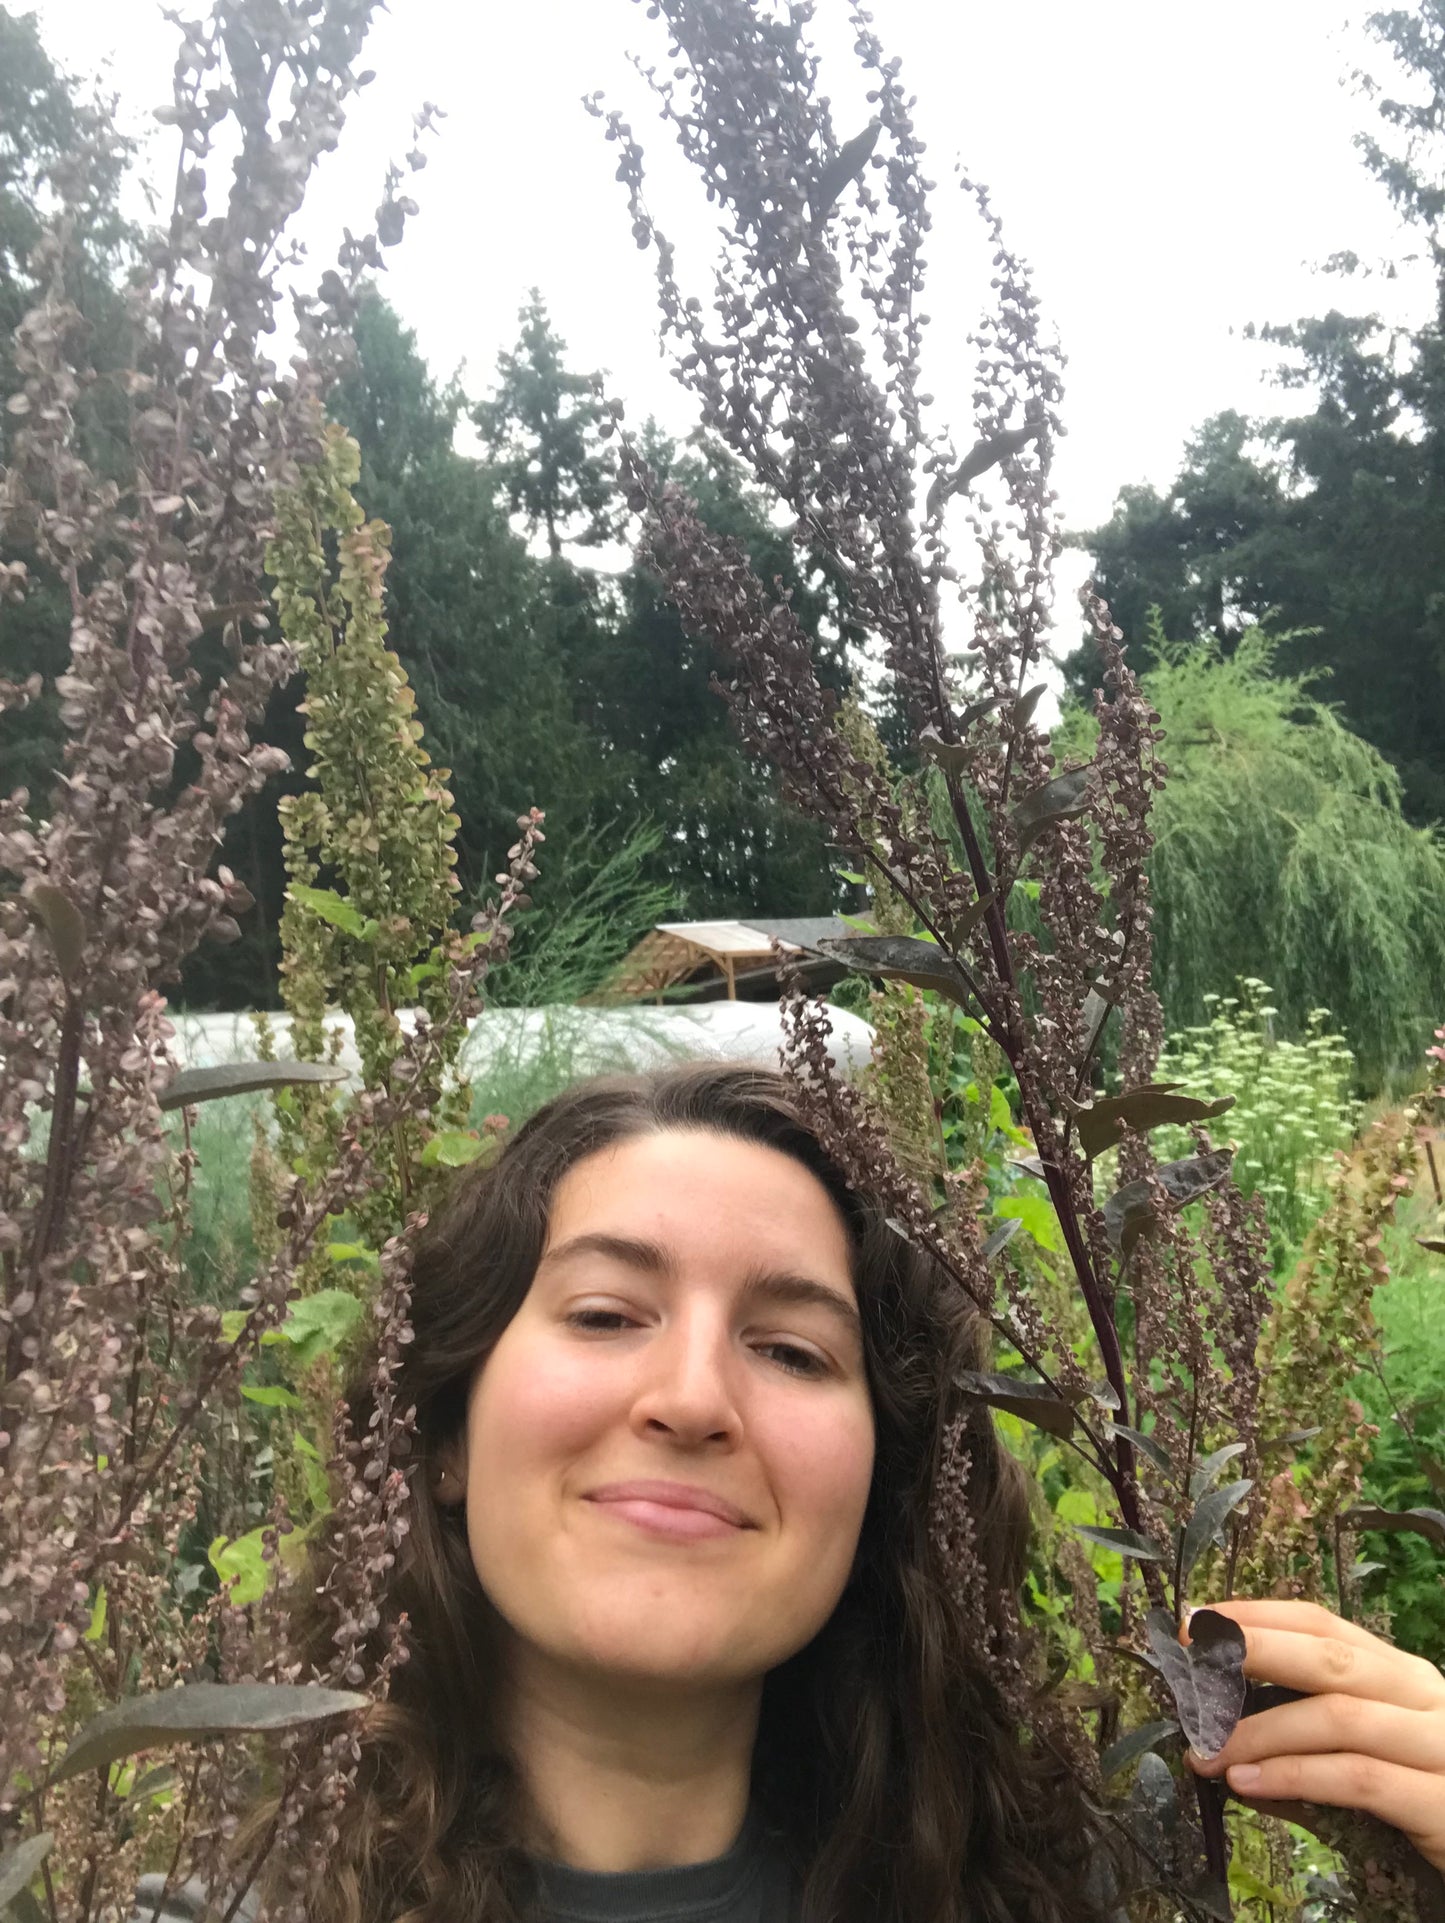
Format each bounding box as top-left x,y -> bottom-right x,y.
1184,1598 -> 1445,1873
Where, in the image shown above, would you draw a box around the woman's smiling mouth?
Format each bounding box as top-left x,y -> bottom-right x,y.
584,1480 -> 756,1540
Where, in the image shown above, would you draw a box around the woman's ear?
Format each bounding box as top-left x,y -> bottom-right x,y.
432,1438 -> 468,1507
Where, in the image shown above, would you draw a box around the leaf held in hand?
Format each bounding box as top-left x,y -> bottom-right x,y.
159,1060 -> 347,1110
1144,1606 -> 1247,1758
51,1682 -> 368,1785
1073,1083 -> 1236,1160
1102,1149 -> 1235,1253
1011,767 -> 1091,854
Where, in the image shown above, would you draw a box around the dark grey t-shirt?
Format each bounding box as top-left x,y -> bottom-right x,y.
131,1810 -> 795,1922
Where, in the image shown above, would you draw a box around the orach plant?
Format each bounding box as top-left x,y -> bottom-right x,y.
599,2 -> 1438,1915
0,6 -> 537,1917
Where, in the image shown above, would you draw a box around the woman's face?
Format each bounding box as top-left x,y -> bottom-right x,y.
455,1127 -> 876,1692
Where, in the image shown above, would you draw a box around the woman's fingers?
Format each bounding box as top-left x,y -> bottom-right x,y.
1217,1754 -> 1445,1865
1190,1612 -> 1445,1713
1198,1598 -> 1393,1652
1190,1694 -> 1445,1778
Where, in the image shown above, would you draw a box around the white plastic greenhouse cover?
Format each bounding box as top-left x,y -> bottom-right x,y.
167,1000 -> 875,1085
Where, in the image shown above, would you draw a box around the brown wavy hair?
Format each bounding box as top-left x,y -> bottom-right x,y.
289,1062 -> 1106,1923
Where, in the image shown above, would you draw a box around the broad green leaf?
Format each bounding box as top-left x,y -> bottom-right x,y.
420,1129 -> 491,1169
995,1191 -> 1064,1255
51,1682 -> 368,1785
327,1242 -> 381,1271
1229,1864 -> 1291,1908
1074,1083 -> 1236,1160
987,1083 -> 1013,1136
287,884 -> 367,938
84,1585 -> 107,1644
1145,1607 -> 1246,1759
220,1310 -> 248,1344
209,1532 -> 270,1607
239,1383 -> 304,1410
273,1288 -> 365,1369
159,1059 -> 346,1110
0,1834 -> 53,1912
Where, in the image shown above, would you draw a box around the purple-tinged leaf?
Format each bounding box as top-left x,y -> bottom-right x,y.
956,1370 -> 1077,1439
158,1059 -> 348,1110
1100,1719 -> 1180,1780
0,1834 -> 53,1910
981,1216 -> 1023,1262
1344,1505 -> 1445,1550
1012,684 -> 1047,730
1074,1524 -> 1167,1563
52,1682 -> 367,1784
1103,1149 -> 1234,1253
1260,1426 -> 1321,1455
1182,1479 -> 1254,1579
1133,1751 -> 1179,1833
1145,1607 -> 1247,1759
1073,1083 -> 1236,1160
1418,1236 -> 1445,1256
1188,1443 -> 1247,1502
1012,767 -> 1091,854
810,934 -> 973,1009
1111,1422 -> 1174,1475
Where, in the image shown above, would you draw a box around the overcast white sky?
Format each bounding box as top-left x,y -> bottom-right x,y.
29,0 -> 1439,541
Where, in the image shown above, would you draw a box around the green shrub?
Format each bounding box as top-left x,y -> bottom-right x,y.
1157,978 -> 1357,1257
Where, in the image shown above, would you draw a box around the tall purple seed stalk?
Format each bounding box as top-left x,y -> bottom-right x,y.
0,6 -> 539,1916
590,1 -> 1378,1911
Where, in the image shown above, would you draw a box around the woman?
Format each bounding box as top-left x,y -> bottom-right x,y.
238,1064 -> 1445,1919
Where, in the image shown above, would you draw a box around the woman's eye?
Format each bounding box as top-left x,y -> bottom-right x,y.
757,1340 -> 830,1379
565,1308 -> 637,1334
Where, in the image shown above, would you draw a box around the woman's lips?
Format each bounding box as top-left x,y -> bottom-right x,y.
584,1480 -> 753,1541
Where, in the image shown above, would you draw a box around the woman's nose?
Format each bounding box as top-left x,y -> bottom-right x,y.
628,1315 -> 742,1447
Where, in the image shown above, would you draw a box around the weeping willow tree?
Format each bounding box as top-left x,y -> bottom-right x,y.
1061,619 -> 1445,1088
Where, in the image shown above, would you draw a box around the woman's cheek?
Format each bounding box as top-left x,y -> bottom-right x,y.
756,1388 -> 875,1533
469,1325 -> 622,1470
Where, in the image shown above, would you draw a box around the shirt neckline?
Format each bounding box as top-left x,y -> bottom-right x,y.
531,1808 -> 771,1922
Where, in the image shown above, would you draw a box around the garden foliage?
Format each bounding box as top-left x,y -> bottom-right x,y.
1,1 -> 1442,1920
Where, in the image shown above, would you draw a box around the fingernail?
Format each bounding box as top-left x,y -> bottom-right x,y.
1227,1764 -> 1262,1790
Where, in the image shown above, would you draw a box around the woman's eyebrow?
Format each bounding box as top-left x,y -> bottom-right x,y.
737,1271 -> 863,1338
539,1231 -> 675,1275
